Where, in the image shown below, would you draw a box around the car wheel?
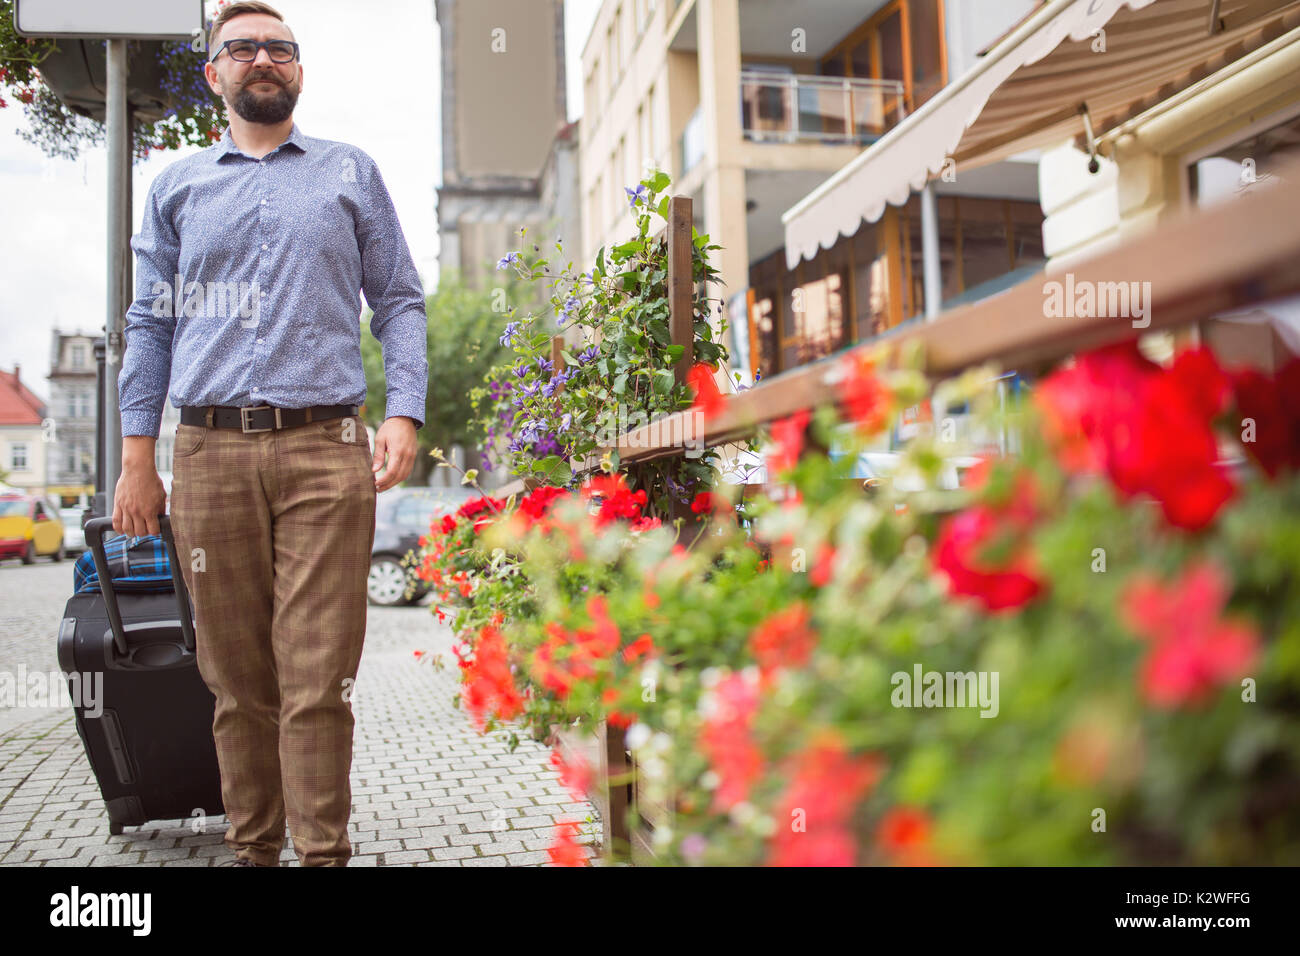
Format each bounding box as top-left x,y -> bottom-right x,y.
51,546 -> 63,562
367,556 -> 413,607
21,541 -> 35,565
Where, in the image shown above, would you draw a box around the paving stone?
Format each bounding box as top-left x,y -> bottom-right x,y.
0,569 -> 596,868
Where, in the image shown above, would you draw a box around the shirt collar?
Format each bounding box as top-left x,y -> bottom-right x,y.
214,122 -> 309,162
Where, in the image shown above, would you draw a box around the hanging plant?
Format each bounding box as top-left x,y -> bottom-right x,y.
0,0 -> 226,161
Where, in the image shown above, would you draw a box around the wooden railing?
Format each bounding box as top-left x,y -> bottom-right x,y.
490,159 -> 1300,860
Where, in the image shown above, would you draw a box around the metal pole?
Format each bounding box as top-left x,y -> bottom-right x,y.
104,39 -> 129,518
920,183 -> 942,320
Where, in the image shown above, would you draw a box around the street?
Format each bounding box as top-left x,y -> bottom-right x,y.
0,559 -> 596,866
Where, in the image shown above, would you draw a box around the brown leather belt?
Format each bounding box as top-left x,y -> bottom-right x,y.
179,404 -> 359,433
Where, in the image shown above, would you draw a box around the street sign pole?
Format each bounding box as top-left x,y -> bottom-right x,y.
16,0 -> 202,523
103,37 -> 129,520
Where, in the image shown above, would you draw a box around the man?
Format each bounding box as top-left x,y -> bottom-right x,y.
114,0 -> 428,866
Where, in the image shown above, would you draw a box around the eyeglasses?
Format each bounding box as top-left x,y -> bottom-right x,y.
210,38 -> 300,64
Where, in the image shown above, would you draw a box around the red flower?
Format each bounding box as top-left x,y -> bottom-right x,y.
457,625 -> 524,731
629,514 -> 662,532
622,633 -> 656,663
690,491 -> 715,514
767,733 -> 883,867
809,543 -> 837,588
767,409 -> 811,476
550,747 -> 593,802
687,362 -> 726,419
750,603 -> 817,679
529,595 -> 622,699
547,820 -> 587,867
580,474 -> 649,527
699,672 -> 764,813
933,506 -> 1043,613
1036,342 -> 1235,530
1230,359 -> 1300,479
875,807 -> 937,865
520,485 -> 570,529
1121,562 -> 1259,708
841,351 -> 893,436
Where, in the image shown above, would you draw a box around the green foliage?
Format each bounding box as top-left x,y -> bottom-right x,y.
361,276 -> 516,483
476,170 -> 758,518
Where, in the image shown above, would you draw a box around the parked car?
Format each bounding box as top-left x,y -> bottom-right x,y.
368,485 -> 480,606
0,494 -> 66,564
60,506 -> 88,557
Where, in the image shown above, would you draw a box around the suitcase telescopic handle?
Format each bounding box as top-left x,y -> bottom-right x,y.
83,515 -> 197,658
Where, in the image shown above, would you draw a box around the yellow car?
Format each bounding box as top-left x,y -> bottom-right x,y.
0,494 -> 66,564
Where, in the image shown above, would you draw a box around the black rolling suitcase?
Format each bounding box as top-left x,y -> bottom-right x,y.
57,515 -> 224,834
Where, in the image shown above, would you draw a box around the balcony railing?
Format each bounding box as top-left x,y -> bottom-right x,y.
740,71 -> 906,146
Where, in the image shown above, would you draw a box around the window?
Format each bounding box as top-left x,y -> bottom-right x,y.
10,444 -> 29,471
65,447 -> 78,473
826,0 -> 948,122
395,496 -> 436,530
70,344 -> 86,368
638,101 -> 651,172
647,85 -> 659,163
908,0 -> 945,108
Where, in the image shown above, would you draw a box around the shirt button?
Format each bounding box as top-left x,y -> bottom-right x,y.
261,244 -> 268,250
260,199 -> 267,205
260,291 -> 266,297
256,338 -> 264,344
252,386 -> 259,392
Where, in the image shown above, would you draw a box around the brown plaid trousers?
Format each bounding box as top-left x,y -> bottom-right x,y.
169,412 -> 377,866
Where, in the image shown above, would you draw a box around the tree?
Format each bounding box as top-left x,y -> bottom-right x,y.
361,275 -> 520,486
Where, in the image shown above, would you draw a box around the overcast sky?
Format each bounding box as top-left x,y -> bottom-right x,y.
1,0 -> 602,402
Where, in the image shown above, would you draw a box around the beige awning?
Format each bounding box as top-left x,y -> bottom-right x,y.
783,0 -> 1300,268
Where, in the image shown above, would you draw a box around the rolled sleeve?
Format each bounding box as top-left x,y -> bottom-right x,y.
356,156 -> 429,429
118,176 -> 179,438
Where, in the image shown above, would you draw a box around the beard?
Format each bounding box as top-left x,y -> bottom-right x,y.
230,72 -> 299,124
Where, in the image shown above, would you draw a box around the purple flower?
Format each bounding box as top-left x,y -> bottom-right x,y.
499,322 -> 520,347
559,412 -> 572,433
624,184 -> 650,208
496,251 -> 521,270
535,356 -> 553,375
577,346 -> 599,366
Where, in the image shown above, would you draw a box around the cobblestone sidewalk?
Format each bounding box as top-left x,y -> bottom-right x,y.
0,561 -> 599,866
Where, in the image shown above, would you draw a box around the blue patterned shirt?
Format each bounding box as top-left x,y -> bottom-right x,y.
118,123 -> 428,437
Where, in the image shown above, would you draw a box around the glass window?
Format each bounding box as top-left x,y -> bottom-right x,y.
908,0 -> 944,108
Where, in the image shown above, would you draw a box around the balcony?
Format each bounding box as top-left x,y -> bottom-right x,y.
740,71 -> 905,146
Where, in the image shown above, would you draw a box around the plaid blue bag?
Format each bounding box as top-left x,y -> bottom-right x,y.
73,532 -> 174,595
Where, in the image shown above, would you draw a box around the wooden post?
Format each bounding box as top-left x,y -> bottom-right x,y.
551,335 -> 566,397
667,195 -> 695,387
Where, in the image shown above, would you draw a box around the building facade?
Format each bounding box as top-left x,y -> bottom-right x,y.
45,330 -> 98,501
435,0 -> 575,290
577,0 -> 1043,385
0,365 -> 50,496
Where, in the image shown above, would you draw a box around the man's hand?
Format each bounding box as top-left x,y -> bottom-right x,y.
113,436 -> 166,537
372,416 -> 419,492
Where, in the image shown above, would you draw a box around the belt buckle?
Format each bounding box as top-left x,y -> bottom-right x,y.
239,405 -> 281,433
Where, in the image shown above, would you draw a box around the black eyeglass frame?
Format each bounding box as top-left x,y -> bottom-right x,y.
209,38 -> 301,64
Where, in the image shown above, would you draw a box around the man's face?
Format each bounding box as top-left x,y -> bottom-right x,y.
204,13 -> 303,125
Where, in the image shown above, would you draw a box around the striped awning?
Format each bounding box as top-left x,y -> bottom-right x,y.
783,0 -> 1300,268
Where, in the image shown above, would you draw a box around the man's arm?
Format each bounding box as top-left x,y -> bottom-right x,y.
355,153 -> 429,430
119,176 -> 180,438
113,176 -> 179,535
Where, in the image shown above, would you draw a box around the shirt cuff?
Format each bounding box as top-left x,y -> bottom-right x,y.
120,409 -> 164,438
384,399 -> 425,431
